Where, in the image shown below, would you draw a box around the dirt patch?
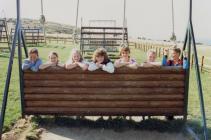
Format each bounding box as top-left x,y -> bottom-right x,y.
2,117 -> 44,140
40,126 -> 189,140
2,118 -> 28,140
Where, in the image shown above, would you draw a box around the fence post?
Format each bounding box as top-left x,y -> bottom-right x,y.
158,48 -> 161,57
162,48 -> 165,56
57,34 -> 58,44
191,54 -> 194,69
201,56 -> 204,72
155,47 -> 158,57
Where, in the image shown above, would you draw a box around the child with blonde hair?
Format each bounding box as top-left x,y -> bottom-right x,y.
39,51 -> 64,69
114,47 -> 138,69
141,49 -> 161,67
88,48 -> 114,73
65,49 -> 88,70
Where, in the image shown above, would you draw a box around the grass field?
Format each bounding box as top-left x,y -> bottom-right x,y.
0,43 -> 210,139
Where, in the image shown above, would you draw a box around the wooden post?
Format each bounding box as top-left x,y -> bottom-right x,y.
191,54 -> 194,69
158,48 -> 161,57
162,48 -> 165,56
155,47 -> 158,57
57,34 -> 59,44
37,29 -> 40,45
201,56 -> 204,72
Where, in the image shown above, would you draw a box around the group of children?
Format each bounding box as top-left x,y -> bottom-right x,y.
22,46 -> 188,72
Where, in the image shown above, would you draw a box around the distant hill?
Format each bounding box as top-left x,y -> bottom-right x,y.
6,18 -> 78,34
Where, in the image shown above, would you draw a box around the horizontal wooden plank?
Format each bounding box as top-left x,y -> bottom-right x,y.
81,27 -> 127,30
24,87 -> 185,95
24,94 -> 184,101
25,101 -> 184,108
23,66 -> 185,74
24,107 -> 184,116
81,32 -> 125,35
24,80 -> 184,88
24,74 -> 184,81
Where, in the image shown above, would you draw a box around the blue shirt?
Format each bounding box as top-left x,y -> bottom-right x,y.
22,58 -> 42,72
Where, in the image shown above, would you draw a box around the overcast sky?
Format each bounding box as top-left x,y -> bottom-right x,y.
0,0 -> 211,42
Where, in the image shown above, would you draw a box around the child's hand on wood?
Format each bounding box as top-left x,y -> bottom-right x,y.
74,62 -> 79,66
51,62 -> 57,66
96,63 -> 103,68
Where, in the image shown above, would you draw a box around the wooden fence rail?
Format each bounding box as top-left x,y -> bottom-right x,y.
46,36 -> 74,44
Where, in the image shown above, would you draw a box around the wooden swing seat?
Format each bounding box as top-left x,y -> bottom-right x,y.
23,66 -> 186,117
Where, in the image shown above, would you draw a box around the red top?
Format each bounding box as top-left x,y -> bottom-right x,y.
167,59 -> 183,66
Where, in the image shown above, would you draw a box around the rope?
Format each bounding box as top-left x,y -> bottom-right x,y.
40,0 -> 45,24
121,0 -> 127,47
74,0 -> 80,44
41,0 -> 44,16
171,0 -> 176,42
40,0 -> 46,43
171,0 -> 175,35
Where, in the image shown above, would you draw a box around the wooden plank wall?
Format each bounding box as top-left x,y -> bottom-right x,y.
23,66 -> 185,116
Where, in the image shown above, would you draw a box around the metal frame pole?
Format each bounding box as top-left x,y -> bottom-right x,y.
183,28 -> 190,121
186,0 -> 208,139
18,22 -> 25,118
0,0 -> 21,138
189,21 -> 208,140
21,30 -> 28,58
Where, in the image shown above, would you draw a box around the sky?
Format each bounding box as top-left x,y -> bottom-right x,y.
0,0 -> 211,43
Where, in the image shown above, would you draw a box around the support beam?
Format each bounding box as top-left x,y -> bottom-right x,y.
189,21 -> 208,140
183,0 -> 208,139
0,0 -> 21,138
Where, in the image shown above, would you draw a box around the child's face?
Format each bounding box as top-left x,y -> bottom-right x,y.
148,52 -> 156,62
121,51 -> 130,58
29,53 -> 38,62
171,51 -> 180,60
72,52 -> 81,62
96,55 -> 104,64
49,54 -> 58,63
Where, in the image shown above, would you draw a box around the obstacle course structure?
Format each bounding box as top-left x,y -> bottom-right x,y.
80,26 -> 128,55
0,18 -> 10,51
10,27 -> 45,46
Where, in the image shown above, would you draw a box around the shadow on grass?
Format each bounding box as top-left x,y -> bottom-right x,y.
186,120 -> 211,139
32,116 -> 186,133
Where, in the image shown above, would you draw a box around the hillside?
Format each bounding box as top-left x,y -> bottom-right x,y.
6,18 -> 77,34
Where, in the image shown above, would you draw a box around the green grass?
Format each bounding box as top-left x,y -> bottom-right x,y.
0,43 -> 211,139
